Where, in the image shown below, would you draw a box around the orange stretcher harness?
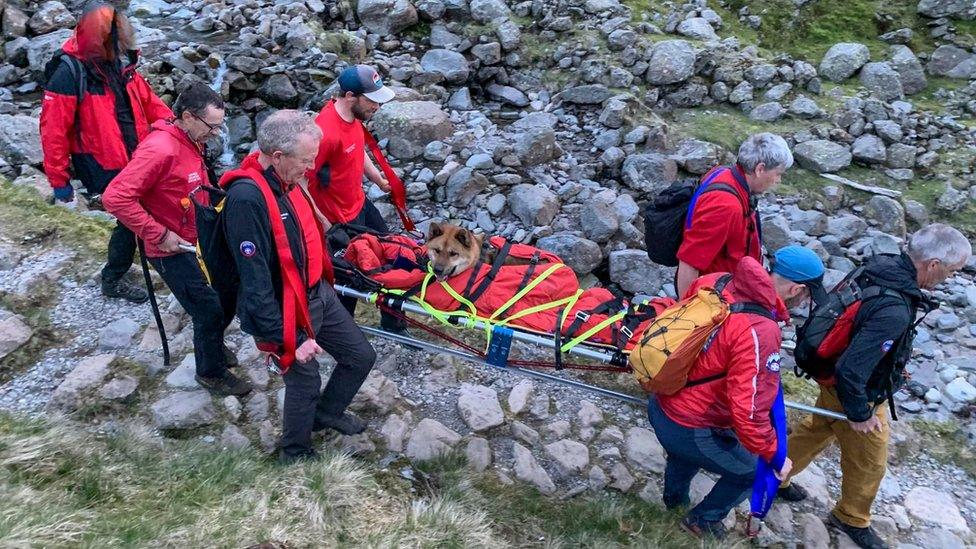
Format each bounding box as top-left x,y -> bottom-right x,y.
336,230 -> 670,357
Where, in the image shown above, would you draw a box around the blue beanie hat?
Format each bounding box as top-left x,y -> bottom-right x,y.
772,245 -> 825,284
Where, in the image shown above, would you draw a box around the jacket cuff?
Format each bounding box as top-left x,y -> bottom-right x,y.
256,340 -> 283,354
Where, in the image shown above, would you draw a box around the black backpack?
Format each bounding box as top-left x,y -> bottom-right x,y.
43,51 -> 87,139
643,166 -> 756,267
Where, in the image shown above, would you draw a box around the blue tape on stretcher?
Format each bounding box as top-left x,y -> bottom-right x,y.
486,326 -> 514,367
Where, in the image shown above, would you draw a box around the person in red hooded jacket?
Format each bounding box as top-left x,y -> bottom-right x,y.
103,83 -> 251,398
648,247 -> 825,540
40,0 -> 173,303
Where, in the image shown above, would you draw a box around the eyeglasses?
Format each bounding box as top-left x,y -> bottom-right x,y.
191,111 -> 222,134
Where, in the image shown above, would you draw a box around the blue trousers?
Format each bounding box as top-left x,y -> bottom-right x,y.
647,397 -> 756,523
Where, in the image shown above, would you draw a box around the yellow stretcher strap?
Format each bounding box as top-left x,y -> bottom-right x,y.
560,311 -> 626,353
488,263 -> 568,321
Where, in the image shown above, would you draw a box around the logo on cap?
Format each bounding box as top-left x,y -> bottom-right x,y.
371,71 -> 381,86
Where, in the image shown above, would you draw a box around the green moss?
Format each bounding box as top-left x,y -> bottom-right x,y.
669,105 -> 809,152
905,419 -> 976,477
403,20 -> 431,43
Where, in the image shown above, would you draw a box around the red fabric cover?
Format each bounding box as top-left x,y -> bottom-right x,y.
40,36 -> 173,189
657,257 -> 788,462
102,120 -> 208,257
307,100 -> 366,223
807,300 -> 864,386
342,235 -> 670,348
676,165 -> 761,276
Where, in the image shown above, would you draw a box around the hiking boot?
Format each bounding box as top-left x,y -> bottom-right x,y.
222,345 -> 239,368
102,279 -> 149,304
277,448 -> 321,466
313,411 -> 367,435
680,515 -> 727,540
777,483 -> 808,502
828,514 -> 889,549
195,371 -> 252,397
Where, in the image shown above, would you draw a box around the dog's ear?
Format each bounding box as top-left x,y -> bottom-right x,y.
427,222 -> 443,240
474,232 -> 485,249
454,228 -> 474,248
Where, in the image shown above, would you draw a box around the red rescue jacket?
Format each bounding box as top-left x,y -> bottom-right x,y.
676,165 -> 762,276
40,36 -> 173,191
657,257 -> 788,462
102,120 -> 208,257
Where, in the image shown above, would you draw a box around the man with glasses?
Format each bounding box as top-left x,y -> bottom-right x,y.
308,64 -> 407,333
103,82 -> 252,397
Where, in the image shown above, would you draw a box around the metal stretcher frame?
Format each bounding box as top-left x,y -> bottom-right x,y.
334,284 -> 847,421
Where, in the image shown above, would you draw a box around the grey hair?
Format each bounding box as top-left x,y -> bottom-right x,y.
737,133 -> 794,174
907,223 -> 972,266
256,110 -> 322,155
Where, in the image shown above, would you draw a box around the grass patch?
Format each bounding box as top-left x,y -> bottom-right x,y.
0,412 -> 734,547
669,105 -> 809,152
0,182 -> 112,265
404,20 -> 431,43
905,419 -> 976,477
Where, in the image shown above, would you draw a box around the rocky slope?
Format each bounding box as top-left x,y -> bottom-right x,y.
1,0 -> 976,545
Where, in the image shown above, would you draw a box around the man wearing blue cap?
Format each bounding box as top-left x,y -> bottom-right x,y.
307,64 -> 407,332
650,246 -> 824,540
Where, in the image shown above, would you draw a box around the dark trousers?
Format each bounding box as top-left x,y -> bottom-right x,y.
280,283 -> 377,457
101,220 -> 137,285
647,397 -> 756,523
149,252 -> 233,378
338,199 -> 404,330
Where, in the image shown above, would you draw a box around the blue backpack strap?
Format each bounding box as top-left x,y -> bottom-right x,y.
685,166 -> 744,229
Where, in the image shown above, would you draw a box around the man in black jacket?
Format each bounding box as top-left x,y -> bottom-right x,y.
221,110 -> 376,464
779,223 -> 971,549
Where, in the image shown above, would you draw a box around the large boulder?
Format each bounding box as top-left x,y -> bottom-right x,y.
405,418 -> 461,461
513,442 -> 556,493
457,383 -> 505,431
536,233 -> 603,274
927,45 -> 976,79
864,195 -> 906,237
3,6 -> 29,39
851,134 -> 887,165
580,200 -> 619,244
621,153 -> 678,193
676,18 -> 717,40
0,310 -> 32,361
151,390 -> 216,430
889,45 -> 927,95
357,0 -> 418,36
917,0 -> 974,18
793,140 -> 852,173
560,84 -> 612,105
509,184 -> 559,227
819,43 -> 870,82
904,487 -> 968,532
0,114 -> 42,167
469,0 -> 512,22
625,427 -> 666,474
372,101 -> 453,159
645,40 -> 697,85
445,167 -> 488,206
515,126 -> 559,166
257,74 -> 298,107
670,139 -> 722,174
609,250 -> 672,295
420,49 -> 470,83
859,62 -> 904,101
26,29 -> 73,73
50,354 -> 115,410
28,1 -> 75,34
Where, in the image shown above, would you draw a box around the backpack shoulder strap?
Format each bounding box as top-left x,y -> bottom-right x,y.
730,302 -> 776,320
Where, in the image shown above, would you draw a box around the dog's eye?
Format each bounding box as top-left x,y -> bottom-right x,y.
430,248 -> 440,254
449,251 -> 458,257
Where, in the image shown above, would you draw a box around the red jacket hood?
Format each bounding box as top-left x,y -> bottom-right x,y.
61,35 -> 140,69
688,256 -> 789,322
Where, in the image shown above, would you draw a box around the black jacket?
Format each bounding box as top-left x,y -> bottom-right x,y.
835,253 -> 923,421
222,166 -> 315,347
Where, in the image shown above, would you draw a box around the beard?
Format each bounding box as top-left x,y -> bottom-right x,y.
351,101 -> 371,121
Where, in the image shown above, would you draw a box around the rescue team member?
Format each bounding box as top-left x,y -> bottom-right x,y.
222,110 -> 377,464
675,133 -> 794,297
308,64 -> 406,332
103,83 -> 251,397
649,246 -> 826,540
779,224 -> 972,549
40,1 -> 173,303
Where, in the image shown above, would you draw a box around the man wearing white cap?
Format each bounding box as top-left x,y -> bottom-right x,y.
307,64 -> 406,331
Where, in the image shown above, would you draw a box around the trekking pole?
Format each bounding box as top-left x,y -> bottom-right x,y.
138,239 -> 170,366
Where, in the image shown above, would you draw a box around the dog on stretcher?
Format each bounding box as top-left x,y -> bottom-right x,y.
425,222 -> 531,280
